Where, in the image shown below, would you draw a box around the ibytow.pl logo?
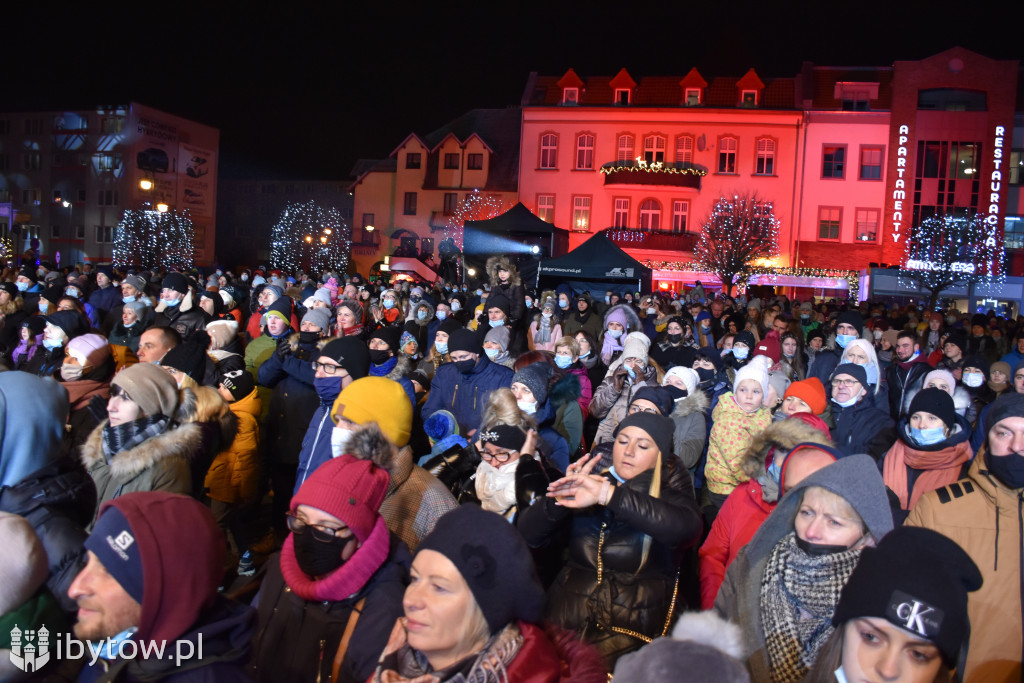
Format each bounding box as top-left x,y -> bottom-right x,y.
9,625 -> 204,671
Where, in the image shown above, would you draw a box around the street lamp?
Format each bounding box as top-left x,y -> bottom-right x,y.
139,179 -> 153,191
365,224 -> 374,232
156,203 -> 169,213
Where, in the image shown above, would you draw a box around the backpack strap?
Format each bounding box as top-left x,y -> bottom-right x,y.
331,596 -> 367,682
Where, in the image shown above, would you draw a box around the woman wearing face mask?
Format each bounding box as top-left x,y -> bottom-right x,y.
555,335 -> 593,417
8,317 -> 45,370
528,299 -> 563,352
373,290 -> 402,327
23,310 -> 89,378
958,354 -> 997,427
403,299 -> 435,355
108,299 -> 152,359
840,338 -> 890,415
661,367 -> 710,470
905,368 -> 972,422
599,304 -> 642,366
424,317 -> 460,373
779,331 -> 807,381
60,333 -> 115,452
724,330 -> 756,384
590,332 -> 660,449
881,388 -> 972,524
574,331 -> 606,397
481,325 -> 515,368
251,445 -> 412,683
511,361 -> 573,472
650,316 -> 698,371
715,455 -> 894,682
692,347 -> 728,399
0,281 -> 30,356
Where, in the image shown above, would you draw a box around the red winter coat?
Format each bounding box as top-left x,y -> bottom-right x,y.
698,479 -> 774,609
504,621 -> 608,683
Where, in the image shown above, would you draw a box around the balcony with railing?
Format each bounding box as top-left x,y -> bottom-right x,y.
600,159 -> 707,189
605,228 -> 698,252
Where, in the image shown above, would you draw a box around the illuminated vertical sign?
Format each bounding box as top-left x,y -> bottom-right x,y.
987,125 -> 1006,228
891,124 -> 910,244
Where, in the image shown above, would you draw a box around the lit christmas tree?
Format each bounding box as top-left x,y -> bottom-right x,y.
444,190 -> 509,250
270,201 -> 350,274
900,213 -> 1004,310
694,192 -> 780,295
0,234 -> 13,263
113,208 -> 194,270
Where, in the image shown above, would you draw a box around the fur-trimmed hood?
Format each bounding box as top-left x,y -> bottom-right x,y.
381,353 -> 414,381
739,415 -> 833,480
670,388 -> 709,419
406,298 -> 435,326
285,332 -> 331,353
154,288 -> 197,314
81,420 -> 203,480
602,302 -> 642,334
486,255 -> 520,287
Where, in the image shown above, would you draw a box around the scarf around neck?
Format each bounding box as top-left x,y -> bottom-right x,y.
374,619 -> 522,683
883,433 -> 970,510
760,532 -> 862,683
475,459 -> 520,515
102,415 -> 170,461
371,355 -> 399,377
280,515 -> 390,602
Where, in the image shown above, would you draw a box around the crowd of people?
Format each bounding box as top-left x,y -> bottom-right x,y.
0,255 -> 1021,682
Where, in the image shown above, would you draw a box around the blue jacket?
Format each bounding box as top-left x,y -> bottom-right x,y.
809,347 -> 843,397
533,399 -> 570,472
87,284 -> 121,317
999,348 -> 1024,369
422,355 -> 513,433
831,398 -> 897,461
258,341 -> 321,466
292,401 -> 337,496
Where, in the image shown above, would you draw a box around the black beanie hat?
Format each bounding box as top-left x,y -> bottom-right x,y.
198,290 -> 223,316
369,325 -> 401,351
44,310 -> 88,340
416,505 -> 545,633
266,294 -> 293,323
161,331 -> 210,384
218,368 -> 255,401
984,392 -> 1024,434
448,328 -> 482,355
733,330 -> 756,350
836,310 -> 864,332
615,412 -> 675,458
832,526 -> 982,666
970,313 -> 988,328
511,362 -> 553,404
961,353 -> 990,379
23,317 -> 46,336
944,330 -> 968,356
806,328 -> 826,344
18,268 -> 38,285
908,387 -> 956,429
485,293 -> 511,318
831,362 -> 867,387
630,386 -> 675,417
319,337 -> 370,380
162,272 -> 189,295
1,281 -> 17,298
437,317 -> 462,336
41,284 -> 64,306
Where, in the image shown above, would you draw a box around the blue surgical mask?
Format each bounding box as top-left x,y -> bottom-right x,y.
15,281 -> 29,292
606,329 -> 622,339
525,299 -> 533,308
95,626 -> 138,660
555,354 -> 572,369
417,310 -> 429,321
625,364 -> 636,379
911,426 -> 946,446
38,300 -> 49,313
732,346 -> 749,360
517,399 -> 537,414
475,289 -> 483,296
484,347 -> 500,360
43,337 -> 63,351
835,334 -> 857,348
451,301 -> 461,311
164,296 -> 182,307
123,295 -> 136,304
489,318 -> 505,327
579,349 -> 590,359
435,341 -> 449,354
559,300 -> 569,309
436,311 -> 447,321
801,313 -> 810,321
65,288 -> 79,298
832,395 -> 860,408
314,376 -> 344,402
382,299 -> 394,309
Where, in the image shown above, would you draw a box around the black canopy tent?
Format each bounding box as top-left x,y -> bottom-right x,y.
536,230 -> 652,294
462,202 -> 570,285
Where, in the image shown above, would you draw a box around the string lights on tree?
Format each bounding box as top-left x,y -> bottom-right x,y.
693,192 -> 780,295
899,213 -> 1004,310
270,200 -> 350,274
0,234 -> 13,264
444,190 -> 510,249
113,208 -> 194,270
643,260 -> 860,299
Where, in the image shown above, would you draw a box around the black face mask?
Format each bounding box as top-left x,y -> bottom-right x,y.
368,349 -> 392,365
293,531 -> 349,577
664,384 -> 688,401
667,333 -> 683,344
795,536 -> 854,557
986,451 -> 1024,490
298,331 -> 320,345
454,359 -> 476,374
696,367 -> 716,383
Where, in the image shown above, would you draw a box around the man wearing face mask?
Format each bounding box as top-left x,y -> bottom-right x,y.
809,310 -> 863,397
14,267 -> 44,312
422,328 -> 513,434
907,391 -> 1024,682
829,363 -> 897,460
102,274 -> 150,336
367,326 -> 412,380
23,310 -> 89,378
252,450 -> 411,683
88,265 -> 122,322
152,272 -> 210,341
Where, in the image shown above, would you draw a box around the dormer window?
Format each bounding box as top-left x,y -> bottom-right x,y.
562,87 -> 579,105
834,82 -> 879,111
614,88 -> 631,105
741,90 -> 758,107
685,88 -> 701,106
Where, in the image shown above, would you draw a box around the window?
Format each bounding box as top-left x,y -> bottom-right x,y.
51,224 -> 60,239
97,190 -> 119,206
575,134 -> 594,170
855,208 -> 879,242
537,195 -> 555,223
361,213 -> 375,228
718,137 -> 737,173
949,142 -> 980,179
755,138 -> 775,175
638,199 -> 661,230
562,87 -> 579,104
671,200 -> 689,232
467,153 -> 483,170
539,134 -> 558,169
822,146 -> 846,178
675,136 -> 694,164
405,153 -> 421,169
95,225 -> 115,244
617,135 -> 634,162
1005,216 -> 1024,250
859,146 -> 884,180
22,152 -> 41,170
101,117 -> 123,133
684,88 -> 701,106
741,90 -> 758,107
444,153 -> 459,169
643,135 -> 666,164
1011,150 -> 1024,185
443,192 -> 458,216
96,153 -> 122,171
614,88 -> 631,105
75,225 -> 85,240
22,189 -> 41,205
52,189 -> 63,203
572,196 -> 591,231
842,90 -> 871,111
24,119 -> 42,135
613,198 -> 629,228
818,207 -> 841,240
403,192 -> 417,215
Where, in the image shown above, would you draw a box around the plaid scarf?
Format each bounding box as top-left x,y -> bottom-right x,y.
759,532 -> 862,683
374,620 -> 522,683
101,415 -> 171,461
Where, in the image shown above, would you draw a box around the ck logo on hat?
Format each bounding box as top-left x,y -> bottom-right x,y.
114,531 -> 135,551
887,590 -> 943,638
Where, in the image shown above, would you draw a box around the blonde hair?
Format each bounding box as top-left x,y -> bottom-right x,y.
841,339 -> 882,395
554,335 -> 580,357
478,388 -> 536,434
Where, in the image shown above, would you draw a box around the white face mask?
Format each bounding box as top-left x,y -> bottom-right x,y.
330,426 -> 353,458
517,399 -> 537,415
962,371 -> 984,388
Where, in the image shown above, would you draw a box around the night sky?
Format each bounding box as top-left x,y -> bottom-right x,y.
8,1 -> 1020,181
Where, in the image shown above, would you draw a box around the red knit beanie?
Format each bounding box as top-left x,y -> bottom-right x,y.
290,454 -> 389,542
753,334 -> 781,364
784,377 -> 827,415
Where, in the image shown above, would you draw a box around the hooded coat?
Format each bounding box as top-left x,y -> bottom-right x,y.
704,392 -> 772,496
669,389 -> 709,470
590,363 -> 660,447
205,387 -> 262,505
486,255 -> 526,323
422,355 -> 514,433
598,304 -> 643,367
714,455 -> 894,680
257,333 -> 324,466
154,289 -> 211,341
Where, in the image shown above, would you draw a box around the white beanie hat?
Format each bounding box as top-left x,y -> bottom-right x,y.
733,360 -> 769,397
620,331 -> 651,365
663,366 -> 699,396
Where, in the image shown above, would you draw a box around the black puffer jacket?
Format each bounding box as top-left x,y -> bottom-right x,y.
831,396 -> 898,460
518,458 -> 703,664
0,458 -> 96,615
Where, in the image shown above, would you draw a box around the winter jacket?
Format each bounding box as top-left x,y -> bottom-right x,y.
22,344 -> 65,378
808,346 -> 843,396
245,329 -> 287,422
649,339 -> 697,371
518,459 -> 703,665
293,397 -> 343,496
562,308 -> 604,342
153,291 -> 210,341
87,283 -> 121,320
252,539 -> 410,683
884,354 -> 932,418
567,365 -> 593,416
378,444 -> 459,553
830,397 -> 897,460
205,388 -> 261,505
590,363 -> 659,447
428,450 -> 558,522
499,621 -> 609,683
487,256 -> 526,323
257,333 -> 323,466
669,390 -> 709,469
906,456 -> 1023,682
704,392 -> 771,496
422,355 -> 514,433
403,299 -> 434,352
81,420 -> 203,527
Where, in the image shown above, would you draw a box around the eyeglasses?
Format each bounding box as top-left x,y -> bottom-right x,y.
628,405 -> 660,415
479,448 -> 515,463
109,384 -> 133,402
311,361 -> 348,377
286,513 -> 354,543
831,378 -> 861,388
